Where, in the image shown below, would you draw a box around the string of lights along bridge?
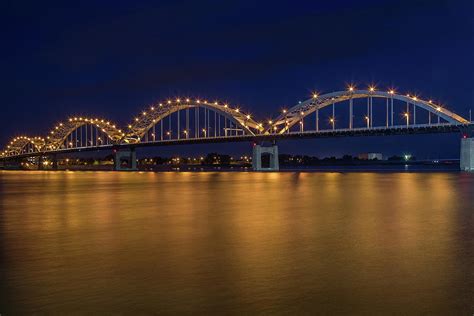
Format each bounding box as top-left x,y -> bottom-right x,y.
1,85 -> 473,172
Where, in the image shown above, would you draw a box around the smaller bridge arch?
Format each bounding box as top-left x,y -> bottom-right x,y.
1,136 -> 45,157
125,98 -> 264,143
45,117 -> 124,150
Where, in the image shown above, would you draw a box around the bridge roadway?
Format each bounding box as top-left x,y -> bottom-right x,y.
1,122 -> 471,161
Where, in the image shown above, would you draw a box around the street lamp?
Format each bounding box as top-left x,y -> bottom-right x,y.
404,113 -> 409,127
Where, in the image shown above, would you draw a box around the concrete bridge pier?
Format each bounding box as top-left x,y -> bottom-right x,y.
460,127 -> 474,172
51,154 -> 58,170
38,156 -> 44,170
252,142 -> 279,171
460,137 -> 474,171
114,148 -> 137,171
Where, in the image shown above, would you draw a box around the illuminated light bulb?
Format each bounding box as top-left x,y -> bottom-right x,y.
176,98 -> 180,102
214,102 -> 218,105
313,93 -> 318,98
268,120 -> 273,124
246,115 -> 251,119
135,118 -> 139,121
283,109 -> 287,114
196,100 -> 201,103
167,100 -> 171,104
186,98 -> 190,102
142,112 -> 146,116
151,107 -> 154,110
300,111 -> 304,115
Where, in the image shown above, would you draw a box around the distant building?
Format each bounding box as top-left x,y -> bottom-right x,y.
358,153 -> 383,160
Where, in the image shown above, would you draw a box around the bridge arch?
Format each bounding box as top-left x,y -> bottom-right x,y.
125,98 -> 264,143
45,117 -> 124,150
2,136 -> 45,157
268,90 -> 470,134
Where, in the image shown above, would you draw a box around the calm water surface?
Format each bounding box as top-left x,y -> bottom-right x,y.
1,171 -> 473,314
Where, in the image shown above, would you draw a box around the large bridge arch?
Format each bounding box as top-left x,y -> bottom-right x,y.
125,98 -> 264,143
268,90 -> 470,134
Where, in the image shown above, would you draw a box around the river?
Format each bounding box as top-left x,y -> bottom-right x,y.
1,171 -> 473,314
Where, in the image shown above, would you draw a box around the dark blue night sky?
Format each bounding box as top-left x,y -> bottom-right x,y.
1,0 -> 473,158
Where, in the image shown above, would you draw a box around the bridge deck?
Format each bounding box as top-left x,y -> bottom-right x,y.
2,123 -> 471,160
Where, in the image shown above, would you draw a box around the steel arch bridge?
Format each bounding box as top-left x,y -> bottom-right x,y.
1,85 -> 473,170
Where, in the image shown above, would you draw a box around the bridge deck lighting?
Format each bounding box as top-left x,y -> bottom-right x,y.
224,104 -> 228,108
300,111 -> 304,115
235,108 -> 239,113
176,98 -> 180,102
313,93 -> 318,98
437,107 -> 441,111
142,112 -> 147,116
214,102 -> 218,105
369,86 -> 375,92
186,98 -> 190,102
151,107 -> 154,110
413,96 -> 418,101
246,115 -> 251,119
348,86 -> 354,92
429,100 -> 433,103
159,103 -> 163,107
282,109 -> 287,114
196,100 -> 200,103
268,120 -> 273,124
389,90 -> 395,94
167,100 -> 171,104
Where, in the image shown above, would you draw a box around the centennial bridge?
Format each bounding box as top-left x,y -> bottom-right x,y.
1,86 -> 473,171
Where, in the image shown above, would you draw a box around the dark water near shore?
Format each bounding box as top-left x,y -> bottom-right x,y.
1,171 -> 473,314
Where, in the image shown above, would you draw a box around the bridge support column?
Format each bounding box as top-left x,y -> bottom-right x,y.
460,138 -> 474,172
113,148 -> 137,171
252,143 -> 279,171
51,154 -> 58,170
38,156 -> 44,170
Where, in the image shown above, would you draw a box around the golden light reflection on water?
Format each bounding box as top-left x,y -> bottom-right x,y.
0,171 -> 473,314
